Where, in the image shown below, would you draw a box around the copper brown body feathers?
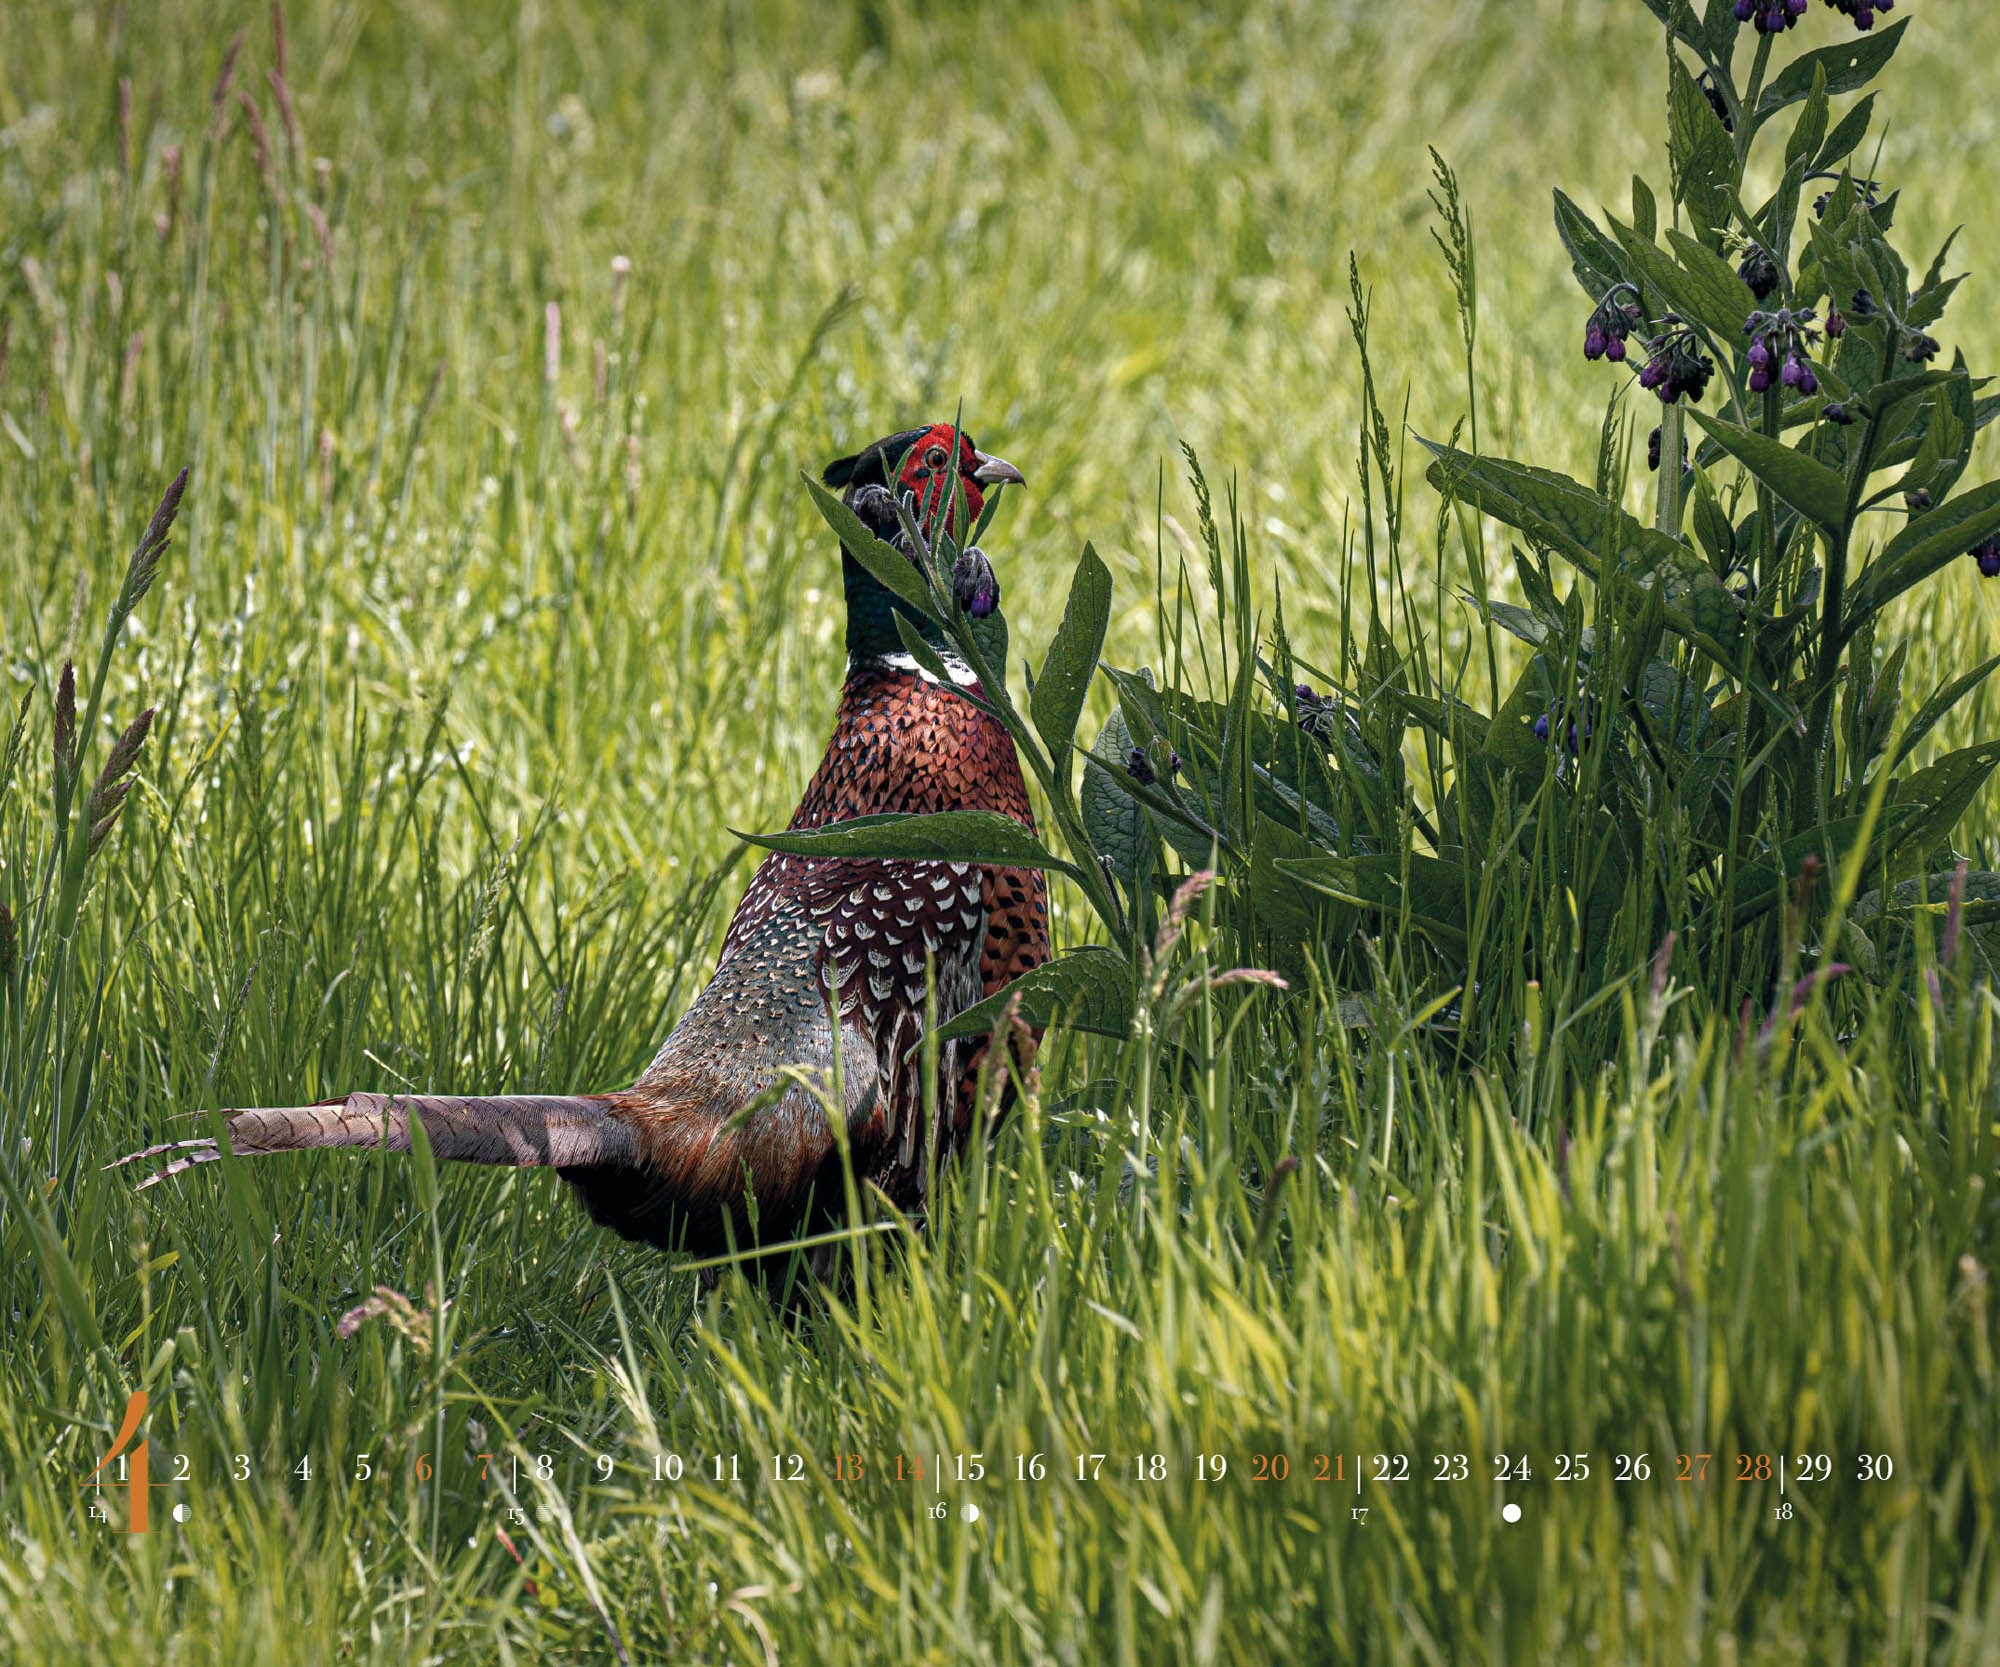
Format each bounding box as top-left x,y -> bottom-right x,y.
565,661 -> 1048,1253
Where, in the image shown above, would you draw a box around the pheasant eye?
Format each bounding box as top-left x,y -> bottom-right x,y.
923,445 -> 948,469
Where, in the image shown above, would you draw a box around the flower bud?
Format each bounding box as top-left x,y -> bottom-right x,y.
952,547 -> 1001,618
1738,246 -> 1779,300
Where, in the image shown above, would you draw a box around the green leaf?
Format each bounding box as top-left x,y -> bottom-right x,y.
892,608 -> 956,689
801,473 -> 934,615
1031,542 -> 1112,758
1610,214 -> 1753,344
1630,174 -> 1656,243
1635,0 -> 1713,51
1702,0 -> 1743,59
1853,870 -> 2000,982
1666,228 -> 1759,329
1761,156 -> 1811,275
1691,467 -> 1735,571
1729,811 -> 1922,928
1392,689 -> 1491,756
1282,853 -> 1471,954
933,946 -> 1134,1042
1482,600 -> 1550,648
1217,636 -> 1259,846
1784,66 -> 1831,173
1418,441 -> 1744,662
1906,274 -> 1965,334
1888,743 -> 2000,864
1847,480 -> 2000,619
1552,189 -> 1629,300
1249,816 -> 1350,951
1666,53 -> 1735,242
1896,655 -> 2000,770
1757,19 -> 1909,115
1814,93 -> 1876,171
1892,383 -> 1972,509
1683,411 -> 1847,537
1863,369 -> 1963,425
737,810 -> 1070,872
1082,709 -> 1153,891
1921,227 -> 1964,295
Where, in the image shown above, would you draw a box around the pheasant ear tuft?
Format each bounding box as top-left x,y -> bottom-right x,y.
821,450 -> 867,488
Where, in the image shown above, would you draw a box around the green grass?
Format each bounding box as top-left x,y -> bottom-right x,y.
3,0 -> 2000,1659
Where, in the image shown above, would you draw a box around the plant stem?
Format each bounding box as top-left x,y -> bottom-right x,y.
1655,401 -> 1686,537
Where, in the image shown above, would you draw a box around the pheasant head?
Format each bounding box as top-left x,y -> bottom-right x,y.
825,421 -> 1022,545
823,422 -> 1023,666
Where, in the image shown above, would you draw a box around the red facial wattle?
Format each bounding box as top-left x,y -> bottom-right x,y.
893,426 -> 1023,543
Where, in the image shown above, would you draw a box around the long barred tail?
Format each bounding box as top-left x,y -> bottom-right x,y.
109,1092 -> 640,1188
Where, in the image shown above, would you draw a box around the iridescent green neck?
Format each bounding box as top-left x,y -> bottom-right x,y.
841,552 -> 952,664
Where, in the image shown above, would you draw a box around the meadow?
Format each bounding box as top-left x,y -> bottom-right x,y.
4,0 -> 2000,1659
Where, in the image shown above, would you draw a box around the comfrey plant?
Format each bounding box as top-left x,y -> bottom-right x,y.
1399,0 -> 2000,1034
780,2 -> 1998,1062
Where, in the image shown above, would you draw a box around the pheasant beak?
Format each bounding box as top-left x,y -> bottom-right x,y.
971,451 -> 1025,487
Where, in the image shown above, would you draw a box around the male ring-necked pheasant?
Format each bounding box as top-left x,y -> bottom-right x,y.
121,423 -> 1050,1262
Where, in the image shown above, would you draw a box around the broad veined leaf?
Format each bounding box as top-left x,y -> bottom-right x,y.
1665,55 -> 1736,241
1248,814 -> 1352,951
1552,189 -> 1630,300
737,811 -> 1075,875
1683,411 -> 1847,537
1664,229 -> 1754,326
1895,655 -> 2000,769
1393,689 -> 1493,756
933,946 -> 1135,1042
892,609 -> 957,690
1756,19 -> 1909,115
1610,213 -> 1753,343
1701,0 -> 1743,58
1783,67 -> 1831,174
1861,368 -> 1965,426
1906,273 -> 1966,333
1031,542 -> 1112,756
1888,378 -> 1975,509
1813,93 -> 1877,174
1282,853 -> 1471,953
1729,810 -> 1924,928
1082,709 -> 1154,890
802,473 -> 933,615
1886,743 -> 2000,865
1630,173 -> 1657,242
1633,0 -> 1709,49
1852,870 -> 2000,982
1419,441 -> 1746,662
1482,650 -> 1560,777
1846,480 -> 2000,619
1097,667 -> 1348,857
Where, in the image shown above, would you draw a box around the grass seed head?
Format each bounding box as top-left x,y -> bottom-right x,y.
51,662 -> 76,786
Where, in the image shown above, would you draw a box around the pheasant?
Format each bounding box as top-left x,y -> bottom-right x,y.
120,423 -> 1051,1266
